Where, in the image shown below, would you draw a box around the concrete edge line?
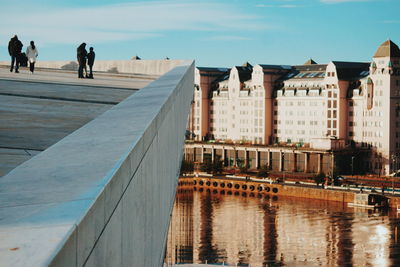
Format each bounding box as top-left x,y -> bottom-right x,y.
48,61 -> 194,267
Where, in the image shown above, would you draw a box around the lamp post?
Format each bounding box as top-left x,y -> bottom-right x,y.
282,151 -> 285,183
392,153 -> 399,195
351,156 -> 355,177
331,152 -> 335,180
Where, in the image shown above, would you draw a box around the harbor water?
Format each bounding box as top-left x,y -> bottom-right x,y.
165,187 -> 400,267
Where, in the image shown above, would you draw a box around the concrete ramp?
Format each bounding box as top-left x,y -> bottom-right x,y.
0,61 -> 194,266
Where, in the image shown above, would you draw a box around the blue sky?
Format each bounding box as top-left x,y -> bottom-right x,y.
0,0 -> 399,67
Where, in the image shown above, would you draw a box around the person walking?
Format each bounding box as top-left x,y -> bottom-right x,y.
76,42 -> 87,78
26,41 -> 38,74
87,47 -> 95,79
8,35 -> 23,73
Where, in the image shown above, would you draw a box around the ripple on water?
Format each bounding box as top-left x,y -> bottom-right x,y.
165,190 -> 400,267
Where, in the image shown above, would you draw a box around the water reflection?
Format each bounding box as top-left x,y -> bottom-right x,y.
165,188 -> 400,266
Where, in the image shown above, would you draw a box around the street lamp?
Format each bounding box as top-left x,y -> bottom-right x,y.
351,156 -> 355,177
391,153 -> 399,195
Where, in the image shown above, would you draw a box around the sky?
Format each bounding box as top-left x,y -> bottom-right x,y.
0,0 -> 399,67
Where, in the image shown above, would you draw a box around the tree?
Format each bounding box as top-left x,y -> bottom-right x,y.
200,156 -> 224,175
180,159 -> 194,175
200,159 -> 213,173
257,164 -> 269,178
313,172 -> 325,186
212,155 -> 224,175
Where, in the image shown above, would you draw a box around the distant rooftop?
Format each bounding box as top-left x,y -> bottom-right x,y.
304,59 -> 317,65
332,61 -> 370,81
374,40 -> 400,58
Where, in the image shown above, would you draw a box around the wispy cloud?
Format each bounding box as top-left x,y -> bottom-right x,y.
382,20 -> 400,24
256,3 -> 300,8
0,1 -> 266,45
280,4 -> 299,8
209,35 -> 252,41
320,0 -> 369,3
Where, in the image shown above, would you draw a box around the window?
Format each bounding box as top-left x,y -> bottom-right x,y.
349,131 -> 354,137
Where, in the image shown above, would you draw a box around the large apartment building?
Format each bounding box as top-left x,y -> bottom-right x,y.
187,40 -> 400,176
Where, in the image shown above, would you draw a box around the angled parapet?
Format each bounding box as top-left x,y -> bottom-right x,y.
0,61 -> 195,267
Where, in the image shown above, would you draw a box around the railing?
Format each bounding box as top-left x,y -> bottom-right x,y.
0,61 -> 194,267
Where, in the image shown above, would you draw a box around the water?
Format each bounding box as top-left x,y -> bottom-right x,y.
165,187 -> 400,267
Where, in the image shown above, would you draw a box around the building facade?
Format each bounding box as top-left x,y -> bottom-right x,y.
188,40 -> 400,176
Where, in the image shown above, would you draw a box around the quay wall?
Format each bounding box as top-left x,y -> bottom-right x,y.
0,59 -> 186,76
181,177 -> 354,203
0,61 -> 194,266
180,176 -> 400,208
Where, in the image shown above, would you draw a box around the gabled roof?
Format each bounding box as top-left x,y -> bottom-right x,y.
235,63 -> 253,82
294,64 -> 327,72
258,64 -> 292,70
332,61 -> 370,81
304,59 -> 317,65
374,40 -> 400,58
197,67 -> 230,72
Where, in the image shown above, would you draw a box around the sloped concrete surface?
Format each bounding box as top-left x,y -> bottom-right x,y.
0,68 -> 154,177
0,61 -> 194,266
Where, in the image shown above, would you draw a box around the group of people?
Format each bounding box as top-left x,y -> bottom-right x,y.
8,35 -> 38,74
77,43 -> 95,79
7,35 -> 96,79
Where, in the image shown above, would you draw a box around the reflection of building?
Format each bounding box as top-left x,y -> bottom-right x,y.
165,191 -> 194,265
187,40 -> 400,175
166,190 -> 397,266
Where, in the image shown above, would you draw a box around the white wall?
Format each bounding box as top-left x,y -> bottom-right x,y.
0,59 -> 187,76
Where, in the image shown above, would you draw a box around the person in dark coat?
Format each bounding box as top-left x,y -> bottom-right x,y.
77,43 -> 88,78
8,35 -> 23,73
87,47 -> 95,79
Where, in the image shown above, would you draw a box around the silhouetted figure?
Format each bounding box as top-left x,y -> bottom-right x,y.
8,35 -> 23,73
87,47 -> 95,79
77,43 -> 87,78
26,41 -> 38,74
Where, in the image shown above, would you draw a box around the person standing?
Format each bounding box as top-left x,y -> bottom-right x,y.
26,41 -> 38,74
76,42 -> 87,78
87,47 -> 95,79
8,35 -> 23,73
